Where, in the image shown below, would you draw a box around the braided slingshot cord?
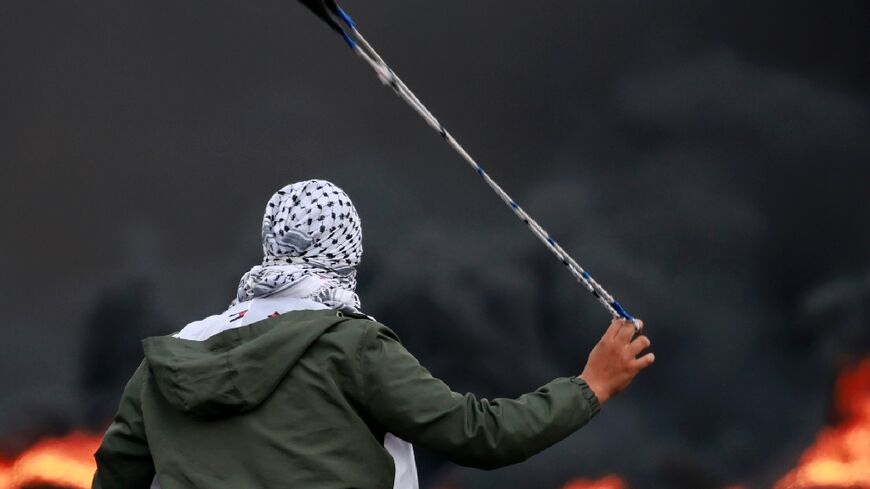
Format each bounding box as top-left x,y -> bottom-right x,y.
331,7 -> 636,323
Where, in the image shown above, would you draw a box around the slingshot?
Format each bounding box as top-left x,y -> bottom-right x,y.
298,0 -> 636,323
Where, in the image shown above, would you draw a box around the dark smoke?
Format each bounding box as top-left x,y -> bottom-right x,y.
79,280 -> 171,427
1,1 -> 868,488
360,48 -> 870,489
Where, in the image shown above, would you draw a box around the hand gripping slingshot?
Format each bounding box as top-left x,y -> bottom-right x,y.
298,0 -> 637,325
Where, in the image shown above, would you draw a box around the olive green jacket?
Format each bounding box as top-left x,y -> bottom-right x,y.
92,309 -> 600,489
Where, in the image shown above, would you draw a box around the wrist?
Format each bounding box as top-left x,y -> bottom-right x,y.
577,374 -> 609,405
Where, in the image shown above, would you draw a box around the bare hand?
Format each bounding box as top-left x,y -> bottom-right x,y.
579,319 -> 654,405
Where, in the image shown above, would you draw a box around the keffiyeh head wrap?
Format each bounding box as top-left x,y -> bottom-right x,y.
233,180 -> 363,313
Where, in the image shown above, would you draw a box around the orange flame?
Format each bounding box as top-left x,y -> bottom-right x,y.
774,358 -> 870,489
0,432 -> 100,489
563,475 -> 627,489
561,477 -> 750,489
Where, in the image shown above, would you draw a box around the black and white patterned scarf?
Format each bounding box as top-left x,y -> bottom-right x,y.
233,180 -> 363,313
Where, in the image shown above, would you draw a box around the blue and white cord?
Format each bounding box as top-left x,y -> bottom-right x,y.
336,9 -> 635,323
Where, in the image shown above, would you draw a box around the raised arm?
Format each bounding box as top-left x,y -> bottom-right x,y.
357,319 -> 653,470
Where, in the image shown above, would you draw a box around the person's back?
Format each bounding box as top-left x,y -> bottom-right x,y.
92,180 -> 654,489
140,304 -> 406,489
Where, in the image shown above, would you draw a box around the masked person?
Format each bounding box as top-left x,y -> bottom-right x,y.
92,179 -> 654,489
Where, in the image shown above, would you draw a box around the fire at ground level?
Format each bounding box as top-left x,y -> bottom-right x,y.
2,358 -> 868,489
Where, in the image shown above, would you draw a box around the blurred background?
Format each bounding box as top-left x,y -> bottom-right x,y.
1,1 -> 868,488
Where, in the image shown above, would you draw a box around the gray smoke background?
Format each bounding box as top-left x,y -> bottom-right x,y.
1,1 -> 868,488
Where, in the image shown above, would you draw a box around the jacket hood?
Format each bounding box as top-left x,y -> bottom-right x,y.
142,309 -> 351,417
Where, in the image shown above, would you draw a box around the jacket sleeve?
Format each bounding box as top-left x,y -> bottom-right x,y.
92,361 -> 156,489
357,322 -> 600,470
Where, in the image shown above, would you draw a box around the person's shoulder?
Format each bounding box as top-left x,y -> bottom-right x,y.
335,311 -> 402,344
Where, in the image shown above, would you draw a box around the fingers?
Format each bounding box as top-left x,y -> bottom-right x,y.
628,335 -> 651,356
631,352 -> 656,370
604,319 -> 625,339
614,319 -> 639,342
